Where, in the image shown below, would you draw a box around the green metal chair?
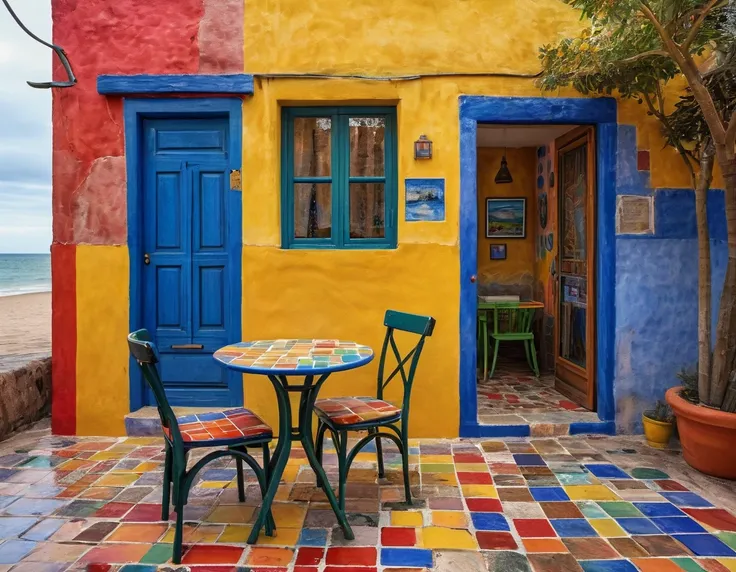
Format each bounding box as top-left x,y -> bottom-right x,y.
478,302 -> 540,379
127,330 -> 274,564
313,310 -> 436,508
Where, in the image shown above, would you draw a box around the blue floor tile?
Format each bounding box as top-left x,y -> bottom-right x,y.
0,496 -> 18,509
672,534 -> 736,556
633,502 -> 684,517
3,498 -> 68,517
584,464 -> 631,479
530,487 -> 570,502
298,528 -> 328,546
200,469 -> 237,481
513,454 -> 546,466
615,518 -> 661,535
381,548 -> 433,567
22,518 -> 66,541
0,517 -> 38,539
660,492 -> 714,508
0,539 -> 36,564
651,516 -> 707,534
581,560 -> 638,572
471,512 -> 510,531
550,518 -> 597,537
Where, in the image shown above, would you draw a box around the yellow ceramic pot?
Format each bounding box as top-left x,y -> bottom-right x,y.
642,413 -> 674,449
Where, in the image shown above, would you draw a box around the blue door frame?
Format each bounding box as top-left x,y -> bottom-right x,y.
458,96 -> 618,437
125,98 -> 244,412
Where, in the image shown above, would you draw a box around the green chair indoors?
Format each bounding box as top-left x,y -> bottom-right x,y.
127,330 -> 274,564
478,301 -> 541,379
313,310 -> 436,508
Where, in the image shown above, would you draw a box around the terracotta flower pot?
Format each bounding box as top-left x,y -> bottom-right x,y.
666,386 -> 736,480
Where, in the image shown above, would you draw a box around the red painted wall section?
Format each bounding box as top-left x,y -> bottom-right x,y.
51,0 -> 248,433
200,0 -> 244,73
51,244 -> 76,435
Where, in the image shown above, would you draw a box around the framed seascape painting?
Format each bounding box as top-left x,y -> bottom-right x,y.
486,198 -> 526,238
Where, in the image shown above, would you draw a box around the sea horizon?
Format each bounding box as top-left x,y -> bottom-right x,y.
0,253 -> 51,297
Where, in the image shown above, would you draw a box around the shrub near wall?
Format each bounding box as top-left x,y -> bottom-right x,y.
0,358 -> 51,439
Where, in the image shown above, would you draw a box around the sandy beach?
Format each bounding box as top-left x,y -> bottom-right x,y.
0,292 -> 51,370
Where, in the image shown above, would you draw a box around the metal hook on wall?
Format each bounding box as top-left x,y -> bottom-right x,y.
2,0 -> 76,88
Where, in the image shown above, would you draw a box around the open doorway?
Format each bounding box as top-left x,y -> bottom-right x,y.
474,124 -> 599,426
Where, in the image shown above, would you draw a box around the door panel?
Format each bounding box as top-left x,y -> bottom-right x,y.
554,126 -> 596,411
141,117 -> 237,406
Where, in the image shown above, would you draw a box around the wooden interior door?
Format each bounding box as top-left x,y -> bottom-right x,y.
554,127 -> 596,411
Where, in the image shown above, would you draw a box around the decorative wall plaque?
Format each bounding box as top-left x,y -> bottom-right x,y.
616,195 -> 654,235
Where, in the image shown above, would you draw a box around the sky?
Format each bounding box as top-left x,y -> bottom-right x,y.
0,0 -> 51,254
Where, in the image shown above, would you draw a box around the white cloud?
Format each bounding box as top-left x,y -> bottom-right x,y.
0,0 -> 52,253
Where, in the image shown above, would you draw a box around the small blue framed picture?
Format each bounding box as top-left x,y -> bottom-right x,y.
490,244 -> 507,260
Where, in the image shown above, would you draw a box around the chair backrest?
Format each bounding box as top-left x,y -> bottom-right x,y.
489,302 -> 534,335
127,329 -> 183,446
376,310 -> 436,413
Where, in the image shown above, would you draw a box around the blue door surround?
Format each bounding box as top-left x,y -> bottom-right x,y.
458,96 -> 617,437
125,98 -> 244,412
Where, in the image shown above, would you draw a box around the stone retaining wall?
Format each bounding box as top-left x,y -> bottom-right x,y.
0,358 -> 51,439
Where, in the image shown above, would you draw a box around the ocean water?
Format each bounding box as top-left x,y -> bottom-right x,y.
0,254 -> 51,297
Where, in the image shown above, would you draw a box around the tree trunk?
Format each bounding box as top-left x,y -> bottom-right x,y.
710,154 -> 736,408
696,144 -> 715,404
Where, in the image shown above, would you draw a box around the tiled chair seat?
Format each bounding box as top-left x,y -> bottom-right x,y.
163,408 -> 273,445
314,397 -> 401,427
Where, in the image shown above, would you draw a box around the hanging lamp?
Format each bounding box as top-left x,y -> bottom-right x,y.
494,129 -> 513,184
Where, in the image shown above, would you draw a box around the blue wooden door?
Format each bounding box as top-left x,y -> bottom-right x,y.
141,117 -> 240,406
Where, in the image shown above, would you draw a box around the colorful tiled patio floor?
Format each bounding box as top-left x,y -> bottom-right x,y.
1,424 -> 736,571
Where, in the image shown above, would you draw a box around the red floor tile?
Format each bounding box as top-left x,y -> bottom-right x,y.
181,545 -> 245,564
655,480 -> 689,492
683,508 -> 736,532
381,527 -> 417,547
326,547 -> 377,566
514,519 -> 556,538
457,472 -> 493,485
453,454 -> 485,463
122,503 -> 166,522
93,502 -> 134,518
466,498 -> 503,512
324,568 -> 377,572
296,548 -> 324,566
476,531 -> 518,550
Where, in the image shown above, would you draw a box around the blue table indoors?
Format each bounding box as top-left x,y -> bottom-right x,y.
214,339 -> 374,543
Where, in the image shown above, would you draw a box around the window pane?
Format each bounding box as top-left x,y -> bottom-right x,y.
294,183 -> 331,239
349,117 -> 385,177
349,183 -> 385,238
294,117 -> 331,177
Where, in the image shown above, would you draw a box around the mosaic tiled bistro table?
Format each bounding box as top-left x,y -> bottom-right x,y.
213,339 -> 374,544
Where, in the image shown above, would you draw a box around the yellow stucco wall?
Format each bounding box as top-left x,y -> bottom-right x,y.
70,0 -> 701,437
76,245 -> 130,436
477,147 -> 537,290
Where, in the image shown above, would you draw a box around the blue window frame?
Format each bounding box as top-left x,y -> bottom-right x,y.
281,106 -> 398,249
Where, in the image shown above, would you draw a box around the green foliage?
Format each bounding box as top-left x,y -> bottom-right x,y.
677,364 -> 700,404
644,400 -> 675,423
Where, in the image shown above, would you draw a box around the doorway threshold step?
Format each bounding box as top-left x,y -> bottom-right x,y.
477,411 -> 613,437
124,406 -> 233,436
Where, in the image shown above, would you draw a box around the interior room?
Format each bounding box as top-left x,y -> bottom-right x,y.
475,124 -> 600,426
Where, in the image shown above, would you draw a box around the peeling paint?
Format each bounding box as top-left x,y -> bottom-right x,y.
72,157 -> 127,245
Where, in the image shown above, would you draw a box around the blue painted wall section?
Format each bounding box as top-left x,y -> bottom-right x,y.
614,124 -> 726,432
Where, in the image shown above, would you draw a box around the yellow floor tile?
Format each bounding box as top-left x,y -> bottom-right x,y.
275,485 -> 293,501
461,485 -> 497,498
564,485 -> 620,501
718,559 -> 736,572
432,511 -> 468,529
281,466 -> 300,483
590,519 -> 626,537
200,481 -> 230,489
391,511 -> 424,527
88,451 -> 125,461
255,527 -> 301,546
420,455 -> 453,463
271,503 -> 307,528
205,505 -> 255,524
421,526 -> 478,550
57,459 -> 95,471
454,463 -> 490,472
93,473 -> 140,487
123,437 -> 164,445
132,462 -> 160,473
422,473 -> 458,485
107,523 -> 167,543
217,524 -> 252,543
